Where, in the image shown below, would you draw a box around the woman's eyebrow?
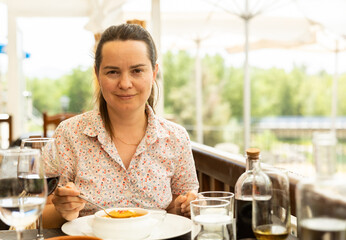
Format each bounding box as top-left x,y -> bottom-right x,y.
103,66 -> 120,70
130,64 -> 147,69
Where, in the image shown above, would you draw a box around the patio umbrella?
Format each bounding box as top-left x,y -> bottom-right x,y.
119,0 -> 315,146
292,23 -> 346,133
206,0 -> 305,151
152,0 -> 311,146
3,0 -> 335,144
227,20 -> 346,134
84,0 -> 127,34
296,0 -> 346,133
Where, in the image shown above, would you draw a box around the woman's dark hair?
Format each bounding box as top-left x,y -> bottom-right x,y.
94,23 -> 158,139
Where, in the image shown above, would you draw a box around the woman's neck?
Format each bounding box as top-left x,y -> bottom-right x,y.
107,106 -> 148,140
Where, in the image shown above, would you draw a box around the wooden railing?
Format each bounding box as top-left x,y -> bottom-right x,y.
192,142 -> 303,216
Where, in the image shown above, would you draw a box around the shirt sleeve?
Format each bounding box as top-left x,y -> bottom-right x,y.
53,121 -> 77,185
170,128 -> 199,195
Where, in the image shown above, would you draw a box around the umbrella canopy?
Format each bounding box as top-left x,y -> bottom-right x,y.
227,17 -> 346,134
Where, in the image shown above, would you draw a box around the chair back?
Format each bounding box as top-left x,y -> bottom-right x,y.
43,112 -> 77,137
0,114 -> 12,148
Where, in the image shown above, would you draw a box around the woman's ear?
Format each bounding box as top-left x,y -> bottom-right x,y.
94,66 -> 100,83
94,66 -> 98,77
153,64 -> 159,83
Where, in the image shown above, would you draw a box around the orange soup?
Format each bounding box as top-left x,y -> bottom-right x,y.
103,210 -> 146,218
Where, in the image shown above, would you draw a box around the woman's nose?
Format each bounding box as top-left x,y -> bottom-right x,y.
118,73 -> 133,89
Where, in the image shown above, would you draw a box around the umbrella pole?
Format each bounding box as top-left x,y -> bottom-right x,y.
243,1 -> 251,151
195,38 -> 203,144
331,40 -> 339,134
151,0 -> 165,117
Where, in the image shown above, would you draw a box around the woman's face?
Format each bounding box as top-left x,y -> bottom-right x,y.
97,40 -> 157,115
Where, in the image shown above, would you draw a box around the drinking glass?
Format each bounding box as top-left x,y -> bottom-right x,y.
198,191 -> 234,214
191,198 -> 233,240
21,137 -> 60,240
198,191 -> 235,239
296,132 -> 346,240
252,168 -> 291,240
0,149 -> 47,240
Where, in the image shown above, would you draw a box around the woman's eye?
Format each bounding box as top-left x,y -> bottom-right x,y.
132,68 -> 143,74
107,70 -> 118,75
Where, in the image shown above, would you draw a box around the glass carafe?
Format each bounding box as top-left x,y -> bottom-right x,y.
252,167 -> 290,240
296,132 -> 346,240
235,148 -> 262,239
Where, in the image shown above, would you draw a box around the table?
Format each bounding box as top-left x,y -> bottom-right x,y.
0,228 -> 299,240
0,228 -> 191,240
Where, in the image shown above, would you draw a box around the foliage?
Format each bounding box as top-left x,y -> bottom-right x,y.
335,74 -> 346,116
27,66 -> 94,115
252,130 -> 278,152
163,50 -> 195,118
201,54 -> 231,146
163,51 -> 231,144
26,51 -> 346,152
62,67 -> 94,113
161,50 -> 346,149
221,67 -> 243,119
27,77 -> 65,114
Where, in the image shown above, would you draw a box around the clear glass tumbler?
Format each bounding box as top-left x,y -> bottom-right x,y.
191,198 -> 234,240
198,191 -> 235,239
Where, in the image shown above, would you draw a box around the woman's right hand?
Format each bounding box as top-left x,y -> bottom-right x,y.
52,182 -> 86,221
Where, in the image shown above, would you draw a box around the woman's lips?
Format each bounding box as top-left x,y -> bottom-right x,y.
116,94 -> 135,100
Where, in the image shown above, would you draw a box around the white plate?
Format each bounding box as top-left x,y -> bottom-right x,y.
61,213 -> 192,240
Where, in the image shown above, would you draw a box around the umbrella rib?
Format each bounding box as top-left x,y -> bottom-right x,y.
203,0 -> 244,18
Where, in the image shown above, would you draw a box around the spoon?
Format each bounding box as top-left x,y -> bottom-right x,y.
76,193 -> 116,218
57,185 -> 116,218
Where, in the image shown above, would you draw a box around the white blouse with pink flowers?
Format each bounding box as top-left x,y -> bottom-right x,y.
53,105 -> 199,216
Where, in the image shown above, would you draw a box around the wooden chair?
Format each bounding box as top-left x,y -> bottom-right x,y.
43,112 -> 77,137
0,114 -> 12,148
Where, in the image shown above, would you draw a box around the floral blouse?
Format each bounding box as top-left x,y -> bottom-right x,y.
53,105 -> 199,216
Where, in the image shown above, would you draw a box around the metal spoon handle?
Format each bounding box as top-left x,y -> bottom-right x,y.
77,193 -> 114,218
77,194 -> 104,209
57,185 -> 112,217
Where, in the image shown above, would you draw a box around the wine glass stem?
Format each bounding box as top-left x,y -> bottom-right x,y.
16,230 -> 23,240
37,215 -> 44,240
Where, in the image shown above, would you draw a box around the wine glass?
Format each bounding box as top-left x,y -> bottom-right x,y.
0,149 -> 47,240
252,168 -> 291,240
21,137 -> 60,240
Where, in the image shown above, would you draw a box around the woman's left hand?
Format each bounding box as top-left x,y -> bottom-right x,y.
173,191 -> 197,217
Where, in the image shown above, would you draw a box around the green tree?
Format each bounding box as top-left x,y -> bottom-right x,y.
27,77 -> 65,114
298,72 -> 331,116
337,74 -> 346,116
221,67 -> 243,119
62,67 -> 94,113
163,51 -> 195,115
27,66 -> 94,115
201,54 -> 231,146
163,51 -> 231,144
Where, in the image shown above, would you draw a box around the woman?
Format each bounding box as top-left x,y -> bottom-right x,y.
43,24 -> 199,227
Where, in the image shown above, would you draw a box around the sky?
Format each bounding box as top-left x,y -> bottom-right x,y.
18,17 -> 95,79
0,0 -> 346,79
